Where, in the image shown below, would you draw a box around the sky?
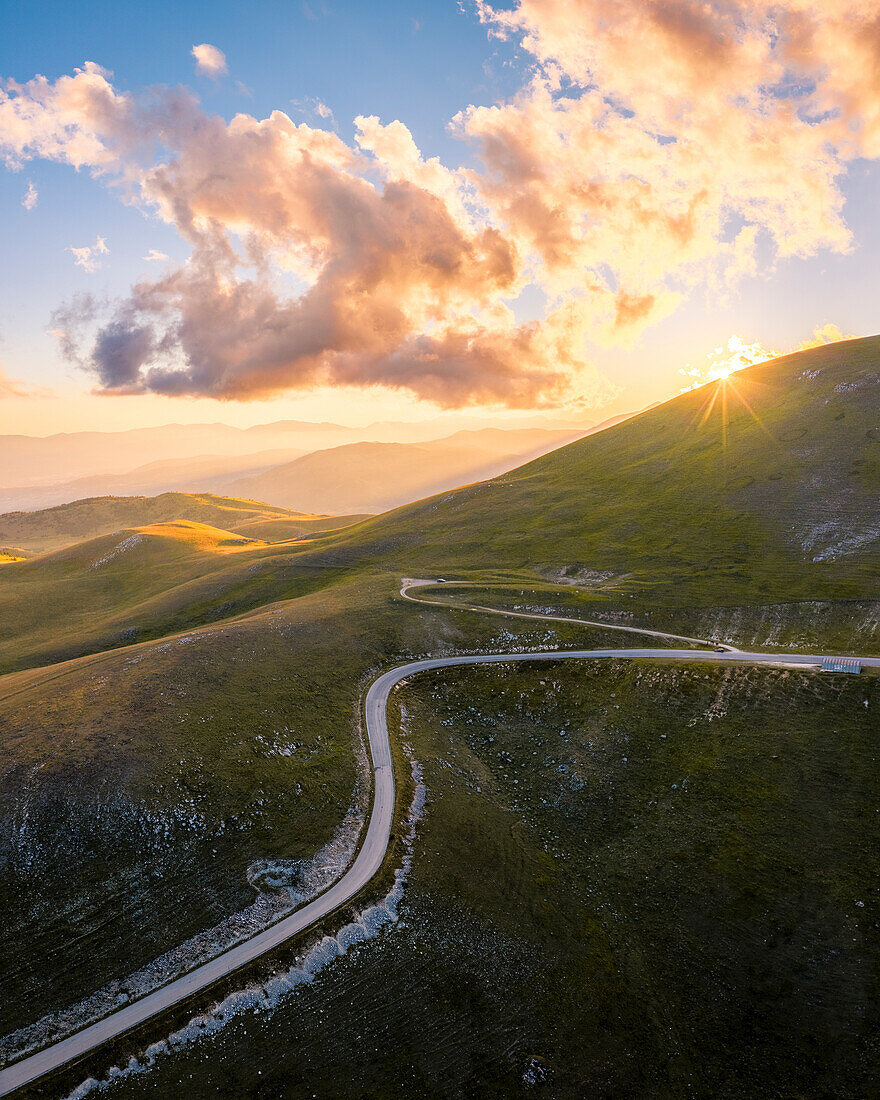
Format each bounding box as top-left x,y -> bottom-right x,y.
1,0 -> 879,436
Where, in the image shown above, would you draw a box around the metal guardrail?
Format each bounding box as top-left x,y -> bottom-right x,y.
820,656 -> 862,674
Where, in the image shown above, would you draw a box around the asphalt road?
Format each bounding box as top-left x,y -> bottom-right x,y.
2,593 -> 877,1095
399,578 -> 741,650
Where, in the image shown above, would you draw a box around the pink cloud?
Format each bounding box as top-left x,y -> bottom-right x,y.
1,67 -> 574,406
0,364 -> 54,398
461,1 -> 870,308
2,10 -> 879,408
191,43 -> 227,78
67,235 -> 108,272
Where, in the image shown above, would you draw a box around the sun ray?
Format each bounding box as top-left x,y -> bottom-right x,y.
697,384 -> 721,427
724,377 -> 777,441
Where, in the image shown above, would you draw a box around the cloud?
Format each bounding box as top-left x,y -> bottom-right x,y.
47,292 -> 101,365
798,323 -> 856,351
67,236 -> 108,272
292,96 -> 335,124
2,17 -> 880,408
679,322 -> 857,391
0,365 -> 29,397
460,1 -> 872,309
0,364 -> 54,398
75,172 -> 530,401
679,336 -> 779,390
21,179 -> 37,210
474,0 -> 880,162
191,43 -> 227,77
143,248 -> 169,262
1,66 -> 560,406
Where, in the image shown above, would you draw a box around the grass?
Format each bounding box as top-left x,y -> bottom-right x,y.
0,519 -> 352,674
0,574 -> 630,1043
3,337 -> 880,1095
310,336 -> 880,606
48,659 -> 880,1099
408,581 -> 880,654
229,513 -> 370,542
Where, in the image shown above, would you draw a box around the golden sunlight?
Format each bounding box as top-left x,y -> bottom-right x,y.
679,336 -> 778,392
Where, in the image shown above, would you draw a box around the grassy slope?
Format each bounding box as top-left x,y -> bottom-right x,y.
0,517 -> 360,675
0,578 -> 624,1038
72,659 -> 880,1100
230,512 -> 371,542
3,339 -> 880,1093
322,337 -> 880,605
0,522 -> 298,674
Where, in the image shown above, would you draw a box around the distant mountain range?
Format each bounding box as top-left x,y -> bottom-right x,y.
0,412 -> 605,504
225,427 -> 591,514
0,448 -> 310,512
0,419 -> 630,516
0,422 -> 352,501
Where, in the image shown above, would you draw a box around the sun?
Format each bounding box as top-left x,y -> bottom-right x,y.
680,335 -> 778,392
687,339 -> 778,451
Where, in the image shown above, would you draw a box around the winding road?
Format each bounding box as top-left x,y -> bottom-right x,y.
1,581 -> 877,1096
399,578 -> 741,649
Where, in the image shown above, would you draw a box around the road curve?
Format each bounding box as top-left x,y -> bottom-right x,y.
399,578 -> 741,650
2,631 -> 878,1093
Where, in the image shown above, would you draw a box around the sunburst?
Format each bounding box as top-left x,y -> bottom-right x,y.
689,370 -> 774,451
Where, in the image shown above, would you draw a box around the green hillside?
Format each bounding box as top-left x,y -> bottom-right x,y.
230,512 -> 371,542
0,520 -> 298,674
329,336 -> 880,605
0,512 -> 367,676
2,341 -> 879,1095
0,574 -> 610,1037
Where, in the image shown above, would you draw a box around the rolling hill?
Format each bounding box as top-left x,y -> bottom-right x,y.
0,519 -> 277,672
0,493 -> 364,556
323,336 -> 880,605
225,427 -> 584,513
2,338 -> 877,677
